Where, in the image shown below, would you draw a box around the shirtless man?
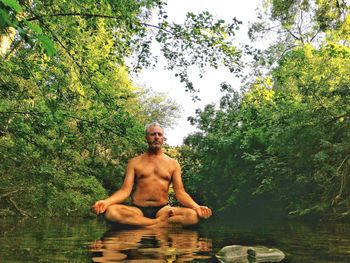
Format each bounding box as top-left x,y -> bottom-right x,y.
91,122 -> 212,227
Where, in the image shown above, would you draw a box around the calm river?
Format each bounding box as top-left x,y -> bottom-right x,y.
0,216 -> 349,262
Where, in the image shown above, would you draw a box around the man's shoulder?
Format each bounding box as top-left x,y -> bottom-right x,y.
163,153 -> 176,161
129,153 -> 145,163
128,154 -> 144,164
163,154 -> 180,166
130,152 -> 178,165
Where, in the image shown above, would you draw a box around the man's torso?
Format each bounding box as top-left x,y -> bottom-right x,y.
131,153 -> 176,207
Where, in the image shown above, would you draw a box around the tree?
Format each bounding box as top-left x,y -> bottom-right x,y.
247,0 -> 349,75
1,0 -> 243,93
131,86 -> 182,129
180,1 -> 350,219
0,0 -> 243,216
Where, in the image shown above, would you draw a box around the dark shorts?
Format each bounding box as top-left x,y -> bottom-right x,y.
133,204 -> 168,219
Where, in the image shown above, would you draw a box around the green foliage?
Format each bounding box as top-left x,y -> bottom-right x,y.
0,0 -> 242,217
155,11 -> 242,95
132,86 -> 182,128
181,7 -> 350,219
248,0 -> 350,73
1,0 -> 22,13
1,0 -> 242,94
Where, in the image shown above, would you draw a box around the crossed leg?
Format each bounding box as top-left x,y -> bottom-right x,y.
105,204 -> 199,228
105,204 -> 169,227
156,206 -> 199,226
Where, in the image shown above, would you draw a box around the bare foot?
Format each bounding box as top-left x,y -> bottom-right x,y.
147,210 -> 172,228
156,212 -> 171,227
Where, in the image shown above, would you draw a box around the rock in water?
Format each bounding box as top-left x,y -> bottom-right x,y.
247,246 -> 285,262
216,245 -> 250,263
216,245 -> 285,263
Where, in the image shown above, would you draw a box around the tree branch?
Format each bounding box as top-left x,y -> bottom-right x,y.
0,111 -> 37,115
0,188 -> 23,199
285,28 -> 301,41
0,187 -> 30,217
27,12 -> 117,21
310,29 -> 320,42
332,154 -> 350,206
26,12 -> 172,33
8,197 -> 30,217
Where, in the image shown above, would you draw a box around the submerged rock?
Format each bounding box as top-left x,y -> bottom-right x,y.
216,245 -> 285,263
216,245 -> 250,263
247,246 -> 285,262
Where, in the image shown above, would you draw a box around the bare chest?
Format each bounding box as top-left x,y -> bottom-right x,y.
134,159 -> 173,182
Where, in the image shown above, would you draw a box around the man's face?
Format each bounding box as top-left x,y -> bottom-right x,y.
146,126 -> 165,149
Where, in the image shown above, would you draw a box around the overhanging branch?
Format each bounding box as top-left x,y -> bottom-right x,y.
26,12 -> 172,33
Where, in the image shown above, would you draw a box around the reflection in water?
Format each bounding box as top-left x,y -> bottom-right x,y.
1,218 -> 350,263
90,227 -> 213,262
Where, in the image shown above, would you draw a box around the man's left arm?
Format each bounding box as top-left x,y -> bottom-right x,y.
172,160 -> 212,219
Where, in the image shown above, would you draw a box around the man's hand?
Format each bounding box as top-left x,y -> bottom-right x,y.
193,206 -> 212,219
91,200 -> 109,214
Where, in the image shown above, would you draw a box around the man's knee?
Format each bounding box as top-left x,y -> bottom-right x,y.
105,205 -> 128,222
105,205 -> 143,224
104,205 -> 118,221
185,208 -> 199,225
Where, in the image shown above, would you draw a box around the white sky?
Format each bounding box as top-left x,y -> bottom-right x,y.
134,0 -> 262,146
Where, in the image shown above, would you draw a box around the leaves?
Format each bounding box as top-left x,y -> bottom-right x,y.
24,20 -> 43,34
0,0 -> 188,216
1,0 -> 22,13
180,2 -> 350,219
0,7 -> 12,27
152,11 -> 242,93
37,35 -> 57,56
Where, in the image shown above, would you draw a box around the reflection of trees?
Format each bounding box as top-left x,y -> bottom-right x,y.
89,227 -> 212,262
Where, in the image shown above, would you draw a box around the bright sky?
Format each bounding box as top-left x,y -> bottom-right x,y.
134,0 -> 262,146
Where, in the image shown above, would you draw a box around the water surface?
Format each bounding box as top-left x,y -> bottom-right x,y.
0,217 -> 349,262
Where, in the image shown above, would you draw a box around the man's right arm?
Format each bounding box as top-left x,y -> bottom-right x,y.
91,159 -> 136,214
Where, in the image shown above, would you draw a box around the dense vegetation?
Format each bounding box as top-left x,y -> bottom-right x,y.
1,0 -> 349,220
0,0 -> 241,216
181,0 -> 350,220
